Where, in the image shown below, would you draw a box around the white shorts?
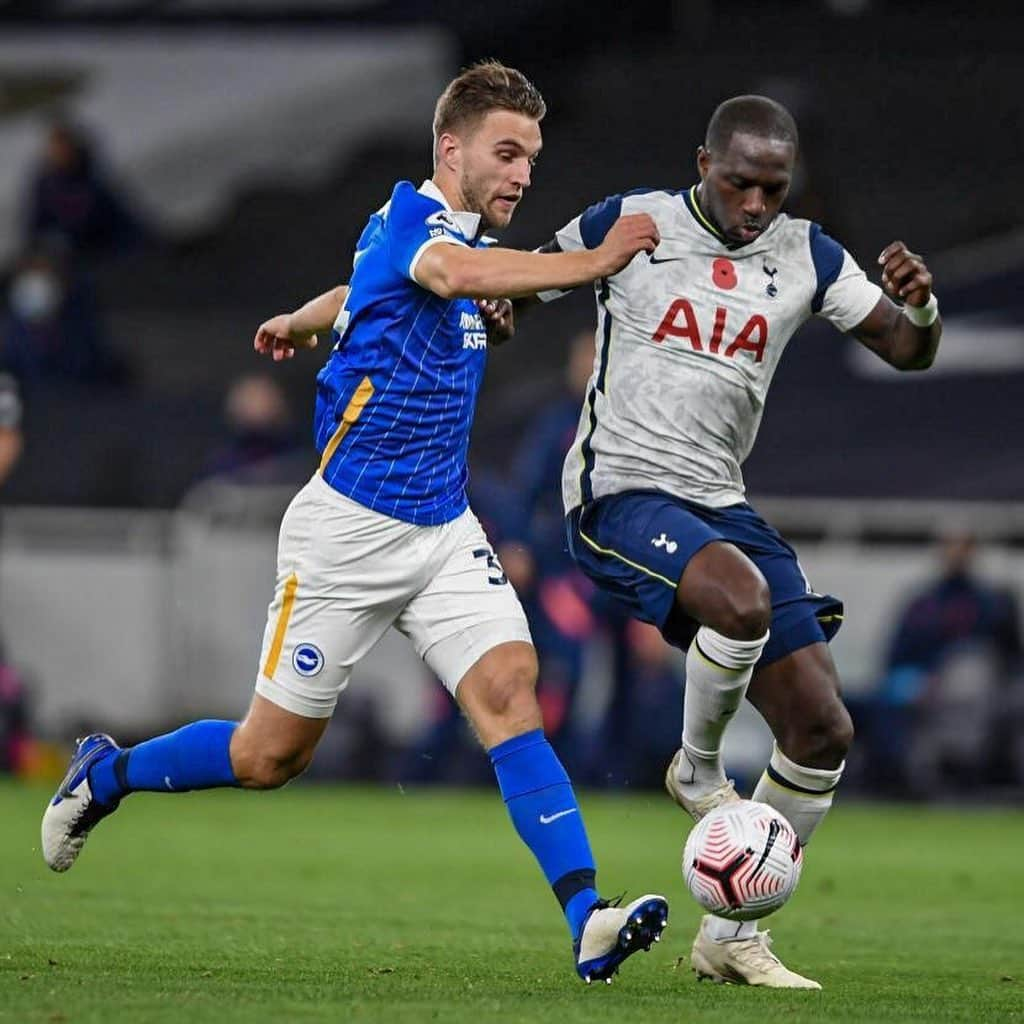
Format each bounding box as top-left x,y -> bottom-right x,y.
254,473 -> 532,718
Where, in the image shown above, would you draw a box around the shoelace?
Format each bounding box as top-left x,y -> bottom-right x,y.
589,891 -> 626,914
691,780 -> 739,814
733,931 -> 782,972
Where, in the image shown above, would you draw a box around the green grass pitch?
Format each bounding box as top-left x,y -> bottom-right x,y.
2,782 -> 1022,1023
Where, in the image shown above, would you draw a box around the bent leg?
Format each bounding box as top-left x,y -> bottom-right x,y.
667,542 -> 771,802
231,694 -> 329,788
747,641 -> 854,845
456,642 -> 599,937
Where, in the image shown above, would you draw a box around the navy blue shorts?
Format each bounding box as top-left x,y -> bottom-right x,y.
566,491 -> 843,668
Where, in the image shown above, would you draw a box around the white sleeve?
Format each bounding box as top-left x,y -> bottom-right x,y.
536,216 -> 585,303
817,249 -> 884,332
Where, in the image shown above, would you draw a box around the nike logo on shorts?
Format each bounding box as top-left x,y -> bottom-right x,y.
539,808 -> 578,825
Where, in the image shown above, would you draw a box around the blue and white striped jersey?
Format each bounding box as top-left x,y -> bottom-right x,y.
314,180 -> 493,526
543,186 -> 883,511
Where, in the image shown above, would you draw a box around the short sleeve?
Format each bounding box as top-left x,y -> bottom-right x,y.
810,223 -> 883,332
537,194 -> 623,303
386,184 -> 469,283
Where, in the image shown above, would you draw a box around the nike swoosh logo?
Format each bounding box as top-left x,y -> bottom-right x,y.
539,808 -> 578,825
649,255 -> 685,264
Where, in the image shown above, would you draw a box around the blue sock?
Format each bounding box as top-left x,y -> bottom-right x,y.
489,729 -> 599,938
88,720 -> 240,805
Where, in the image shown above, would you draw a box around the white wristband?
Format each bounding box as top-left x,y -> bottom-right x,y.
903,293 -> 938,327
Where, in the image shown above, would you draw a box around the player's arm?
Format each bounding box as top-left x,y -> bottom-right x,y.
850,242 -> 941,371
412,214 -> 659,301
253,285 -> 349,362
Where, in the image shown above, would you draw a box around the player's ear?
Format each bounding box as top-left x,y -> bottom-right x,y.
436,131 -> 461,173
697,145 -> 710,179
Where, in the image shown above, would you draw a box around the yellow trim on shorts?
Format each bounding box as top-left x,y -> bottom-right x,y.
318,375 -> 375,473
262,572 -> 299,680
577,525 -> 677,588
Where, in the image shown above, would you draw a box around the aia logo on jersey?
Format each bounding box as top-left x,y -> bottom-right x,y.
652,300 -> 768,363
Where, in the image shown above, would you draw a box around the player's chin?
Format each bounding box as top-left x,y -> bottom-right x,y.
488,199 -> 518,227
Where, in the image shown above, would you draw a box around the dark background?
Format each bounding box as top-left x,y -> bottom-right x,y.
2,0 -> 1022,508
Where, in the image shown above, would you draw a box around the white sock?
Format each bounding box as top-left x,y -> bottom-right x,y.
678,626 -> 769,790
751,742 -> 845,846
704,916 -> 757,942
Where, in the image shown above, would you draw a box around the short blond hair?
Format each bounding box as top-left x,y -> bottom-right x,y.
432,60 -> 545,159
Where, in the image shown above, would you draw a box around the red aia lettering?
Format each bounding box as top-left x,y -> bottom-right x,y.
651,303 -> 767,363
724,314 -> 768,363
708,306 -> 727,354
652,298 -> 702,349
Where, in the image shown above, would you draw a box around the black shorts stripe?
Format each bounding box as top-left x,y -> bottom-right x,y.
766,763 -> 841,796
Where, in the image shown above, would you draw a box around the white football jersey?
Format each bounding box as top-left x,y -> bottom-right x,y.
543,186 -> 883,511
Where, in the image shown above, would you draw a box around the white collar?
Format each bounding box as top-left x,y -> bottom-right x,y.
419,179 -> 482,240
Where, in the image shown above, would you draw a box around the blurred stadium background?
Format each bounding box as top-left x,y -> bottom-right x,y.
0,0 -> 1022,802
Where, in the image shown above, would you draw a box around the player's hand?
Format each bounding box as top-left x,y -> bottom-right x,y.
595,214 -> 660,277
253,314 -> 319,362
478,298 -> 514,345
878,241 -> 933,308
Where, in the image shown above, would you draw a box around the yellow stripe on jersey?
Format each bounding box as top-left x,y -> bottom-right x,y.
578,525 -> 677,589
688,186 -> 726,242
318,375 -> 375,473
262,572 -> 299,680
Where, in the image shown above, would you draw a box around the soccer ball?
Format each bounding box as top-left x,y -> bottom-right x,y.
682,800 -> 803,921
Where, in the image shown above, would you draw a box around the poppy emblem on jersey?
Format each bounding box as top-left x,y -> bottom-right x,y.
712,258 -> 737,290
292,643 -> 325,677
763,262 -> 779,298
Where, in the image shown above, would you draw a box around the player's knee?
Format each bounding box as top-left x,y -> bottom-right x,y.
471,646 -> 539,723
234,745 -> 314,790
786,700 -> 854,769
708,574 -> 771,641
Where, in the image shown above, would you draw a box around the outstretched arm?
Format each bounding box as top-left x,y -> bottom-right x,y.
851,241 -> 941,371
413,214 -> 659,300
253,285 -> 349,362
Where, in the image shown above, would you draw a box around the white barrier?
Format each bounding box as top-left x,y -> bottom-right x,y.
2,493 -> 1022,749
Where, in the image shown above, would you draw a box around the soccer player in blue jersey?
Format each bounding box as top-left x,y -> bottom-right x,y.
41,61 -> 667,985
533,95 -> 942,988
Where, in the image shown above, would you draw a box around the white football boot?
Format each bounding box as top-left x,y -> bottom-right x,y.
664,748 -> 741,821
690,915 -> 821,989
574,894 -> 669,983
42,733 -> 122,872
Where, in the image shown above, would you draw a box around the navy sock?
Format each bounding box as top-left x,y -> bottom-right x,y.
489,729 -> 598,938
88,720 -> 239,805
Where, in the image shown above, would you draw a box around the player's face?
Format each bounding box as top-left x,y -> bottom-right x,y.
456,110 -> 542,230
697,132 -> 795,247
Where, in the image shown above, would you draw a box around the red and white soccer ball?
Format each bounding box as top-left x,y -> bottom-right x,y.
683,800 -> 803,921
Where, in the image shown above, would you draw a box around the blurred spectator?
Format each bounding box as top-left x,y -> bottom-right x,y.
0,372 -> 23,487
851,530 -> 1023,795
0,373 -> 28,774
195,372 -> 305,486
1,238 -> 133,390
25,118 -> 154,261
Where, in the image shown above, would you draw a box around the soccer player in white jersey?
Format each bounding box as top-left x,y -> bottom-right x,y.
41,61 -> 670,984
537,95 -> 942,988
